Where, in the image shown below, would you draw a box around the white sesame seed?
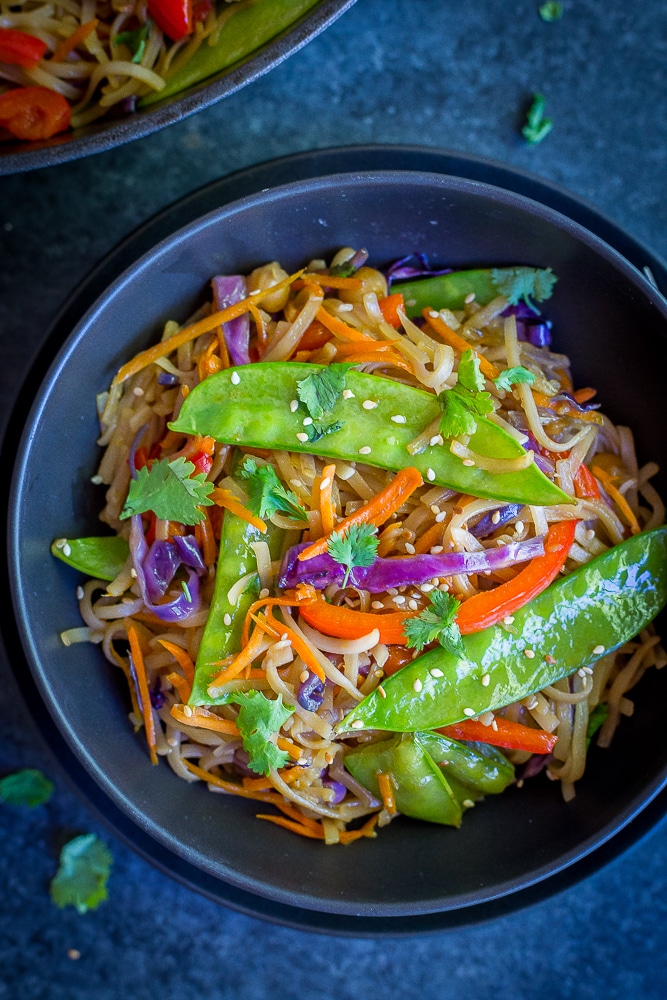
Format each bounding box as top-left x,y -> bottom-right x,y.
76,586 -> 84,600
463,798 -> 475,808
544,654 -> 556,665
524,649 -> 536,659
593,644 -> 605,655
133,386 -> 144,396
515,520 -> 525,535
390,414 -> 407,423
62,543 -> 71,557
358,446 -> 372,455
371,601 -> 384,610
491,720 -> 499,731
430,668 -> 444,678
54,538 -> 67,550
463,707 -> 476,717
230,371 -> 240,385
259,588 -> 270,598
299,670 -> 309,683
405,542 -> 416,554
338,302 -> 354,312
362,399 -> 378,410
430,504 -> 441,515
408,599 -> 419,611
90,474 -> 103,485
464,292 -> 476,305
577,668 -> 586,677
491,510 -> 501,524
413,679 -> 423,693
183,705 -> 193,717
351,719 -> 365,729
289,399 -> 299,412
387,587 -> 399,596
428,310 -> 439,318
516,778 -> 524,788
296,432 -> 309,442
481,673 -> 490,687
420,583 -> 435,593
342,389 -> 355,399
430,545 -> 444,554
430,434 -> 444,447
302,416 -> 313,426
586,528 -> 596,541
378,684 -> 387,698
479,711 -> 494,726
392,595 -> 406,605
223,613 -> 232,626
130,568 -> 137,578
320,477 -> 331,490
435,511 -> 447,523
503,615 -> 515,624
462,458 -> 476,467
426,468 -> 436,481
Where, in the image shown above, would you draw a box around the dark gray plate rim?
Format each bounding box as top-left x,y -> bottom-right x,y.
0,0 -> 356,176
3,145 -> 667,935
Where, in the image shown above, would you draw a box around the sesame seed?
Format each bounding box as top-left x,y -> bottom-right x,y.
491,511 -> 501,524
290,399 -> 299,412
462,458 -> 476,467
544,654 -> 556,665
593,644 -> 605,655
362,399 -> 378,410
479,711 -> 494,726
430,504 -> 441,515
378,685 -> 387,698
586,528 -> 596,541
430,668 -> 444,678
516,778 -> 525,789
320,477 -> 331,490
302,416 -> 313,426
515,520 -> 525,535
90,474 -> 103,485
435,511 -> 447,522
387,587 -> 398,596
230,371 -> 240,385
259,588 -> 270,598
405,542 -> 416,554
408,599 -> 419,611
297,758 -> 308,767
133,386 -> 144,396
358,446 -> 372,455
577,668 -> 586,677
62,543 -> 72,557
430,545 -> 444,554
351,719 -> 365,729
391,414 -> 406,423
338,302 -> 354,312
413,679 -> 423,693
426,468 -> 436,481
371,601 -> 384,610
76,586 -> 84,600
130,568 -> 137,578
183,705 -> 193,717
392,595 -> 406,605
481,673 -> 490,687
463,798 -> 475,808
342,389 -> 355,399
524,649 -> 535,659
223,613 -> 232,626
491,720 -> 499,731
430,434 -> 444,447
420,583 -> 434,593
299,670 -> 309,683
463,707 -> 476,717
428,309 -> 439,318
503,615 -> 515,624
296,432 -> 309,442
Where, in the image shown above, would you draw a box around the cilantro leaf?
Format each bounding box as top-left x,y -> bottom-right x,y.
438,390 -> 480,439
491,265 -> 557,310
438,349 -> 494,439
494,365 -> 537,392
457,349 -> 486,393
307,418 -> 343,442
50,834 -> 113,914
239,457 -> 308,522
403,590 -> 464,655
329,261 -> 357,278
539,2 -> 563,21
521,93 -> 553,146
114,20 -> 151,63
223,691 -> 294,775
296,363 -> 354,420
0,769 -> 53,807
327,523 -> 379,587
120,456 -> 214,525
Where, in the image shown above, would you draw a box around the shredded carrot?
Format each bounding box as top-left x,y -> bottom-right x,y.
279,767 -> 306,785
211,487 -> 267,532
51,18 -> 98,62
334,344 -> 414,373
276,737 -> 304,760
196,338 -> 223,381
264,603 -> 327,682
314,305 -> 369,342
339,813 -> 379,844
378,292 -> 405,329
255,814 -> 326,839
591,465 -> 641,535
126,623 -> 158,765
298,466 -> 424,562
272,800 -> 326,832
182,759 -> 283,803
413,519 -> 445,554
300,273 -> 364,290
242,775 -> 274,791
166,671 -> 190,702
240,584 -> 317,648
423,309 -> 500,380
112,269 -> 303,385
377,771 -> 397,815
572,386 -> 597,404
194,508 -> 217,568
319,463 -> 337,536
170,704 -> 240,736
207,622 -> 271,691
247,300 -> 268,346
157,638 -> 195,686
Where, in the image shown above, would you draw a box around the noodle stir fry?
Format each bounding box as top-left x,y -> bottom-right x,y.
53,247 -> 667,845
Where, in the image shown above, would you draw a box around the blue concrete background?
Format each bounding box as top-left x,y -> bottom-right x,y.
1,0 -> 667,996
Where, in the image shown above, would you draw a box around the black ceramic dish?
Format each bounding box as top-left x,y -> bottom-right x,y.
8,169 -> 667,924
0,0 -> 355,176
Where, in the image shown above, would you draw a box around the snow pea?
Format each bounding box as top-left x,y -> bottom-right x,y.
170,362 -> 570,507
416,731 -> 515,795
338,526 -> 667,734
392,268 -> 501,318
50,535 -> 130,582
140,0 -> 321,106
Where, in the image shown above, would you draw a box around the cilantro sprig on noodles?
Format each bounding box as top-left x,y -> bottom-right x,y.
120,456 -> 214,524
494,365 -> 537,392
403,590 -> 465,656
438,349 -> 494,440
327,523 -> 380,587
240,457 -> 308,522
222,691 -> 294,775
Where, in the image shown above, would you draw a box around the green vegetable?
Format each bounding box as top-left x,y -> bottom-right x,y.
239,457 -> 308,522
522,93 -> 553,145
50,834 -> 113,914
338,526 -> 667,734
327,523 -> 379,588
120,456 -> 214,525
494,366 -> 537,392
222,691 -> 293,775
586,703 -> 608,748
169,363 -> 571,507
438,348 -> 494,439
0,768 -> 53,807
296,362 -> 354,420
539,2 -> 564,21
416,732 -> 515,796
392,266 -> 557,318
403,590 -> 464,655
51,535 -> 129,581
114,21 -> 151,63
140,0 -> 321,105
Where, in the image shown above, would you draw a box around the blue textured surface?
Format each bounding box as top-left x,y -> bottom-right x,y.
1,0 -> 667,996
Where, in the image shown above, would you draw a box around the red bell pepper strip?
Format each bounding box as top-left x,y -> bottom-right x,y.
0,28 -> 47,68
573,462 -> 601,499
455,519 -> 578,634
437,717 -> 557,754
378,292 -> 405,329
299,597 -> 415,645
0,86 -> 71,140
147,0 -> 192,41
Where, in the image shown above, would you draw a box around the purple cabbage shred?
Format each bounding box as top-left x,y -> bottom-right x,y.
211,275 -> 250,366
386,252 -> 452,285
297,671 -> 325,712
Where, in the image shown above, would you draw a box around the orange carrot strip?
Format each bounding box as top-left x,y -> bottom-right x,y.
51,18 -> 98,62
182,759 -> 283,803
572,387 -> 597,404
339,814 -> 379,844
211,488 -> 267,533
242,775 -> 274,791
378,292 -> 405,328
166,671 -> 190,703
298,466 -> 424,562
240,585 -> 317,648
157,638 -> 195,685
302,273 -> 364,290
276,737 -> 304,761
333,345 -> 414,373
299,597 -> 415,645
377,771 -> 397,815
264,604 -> 327,682
315,306 -> 370,342
170,704 -> 240,736
272,801 -> 326,832
423,309 -> 500,380
247,300 -> 268,346
319,463 -> 337,536
413,519 -> 445,554
255,814 -> 325,839
126,623 -> 158,765
112,269 -> 303,385
591,465 -> 641,535
207,622 -> 271,690
195,508 -> 217,568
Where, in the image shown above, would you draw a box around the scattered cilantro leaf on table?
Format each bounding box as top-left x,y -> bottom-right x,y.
491,266 -> 557,310
120,456 -> 214,524
222,691 -> 294,775
438,349 -> 494,439
521,93 -> 553,145
50,834 -> 113,914
494,366 -> 537,392
403,591 -> 465,655
0,768 -> 53,807
327,523 -> 380,587
539,2 -> 563,21
240,457 -> 308,521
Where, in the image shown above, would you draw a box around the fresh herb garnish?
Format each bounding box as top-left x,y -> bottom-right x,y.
296,363 -> 354,421
0,768 -> 53,807
239,457 -> 308,522
539,2 -> 563,21
327,523 -> 380,587
222,691 -> 294,775
120,456 -> 214,525
491,266 -> 557,310
494,365 -> 537,392
403,590 -> 465,655
521,93 -> 553,145
50,834 -> 113,913
114,21 -> 151,63
307,418 -> 344,442
329,261 -> 357,278
438,349 -> 494,439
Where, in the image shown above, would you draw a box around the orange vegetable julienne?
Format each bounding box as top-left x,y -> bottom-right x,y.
376,771 -> 397,815
208,619 -> 272,691
423,308 -> 501,381
210,487 -> 267,533
240,584 -> 318,648
314,305 -> 371,343
170,704 -> 240,736
438,717 -> 558,754
333,344 -> 414,373
319,463 -> 337,536
51,18 -> 99,62
298,466 -> 424,562
256,814 -> 325,839
300,272 -> 364,290
378,292 -> 405,329
126,623 -> 158,765
573,462 -> 601,500
591,465 -> 641,535
0,86 -> 71,141
299,597 -> 415,645
264,603 -> 327,682
157,638 -> 195,686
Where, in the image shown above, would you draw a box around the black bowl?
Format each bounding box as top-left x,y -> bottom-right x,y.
9,171 -> 667,919
0,0 -> 355,175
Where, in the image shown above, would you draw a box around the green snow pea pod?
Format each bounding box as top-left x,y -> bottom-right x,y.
140,0 -> 321,106
51,535 -> 130,581
393,269 -> 501,318
338,526 -> 667,734
416,731 -> 515,796
169,363 -> 570,507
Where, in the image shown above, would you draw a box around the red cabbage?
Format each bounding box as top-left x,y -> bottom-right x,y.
386,252 -> 452,285
211,275 -> 250,366
129,516 -> 206,623
297,671 -> 325,712
470,504 -> 524,539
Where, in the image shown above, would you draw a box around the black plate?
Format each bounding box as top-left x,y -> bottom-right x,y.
0,0 -> 356,176
3,146 -> 667,935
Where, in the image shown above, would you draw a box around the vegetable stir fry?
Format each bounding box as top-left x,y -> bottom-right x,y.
52,247 -> 667,844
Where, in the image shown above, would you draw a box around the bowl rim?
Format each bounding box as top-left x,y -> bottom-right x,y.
8,168 -> 667,918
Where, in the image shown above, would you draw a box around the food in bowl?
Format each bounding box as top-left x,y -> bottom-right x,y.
51,246 -> 667,846
0,0 -> 320,140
